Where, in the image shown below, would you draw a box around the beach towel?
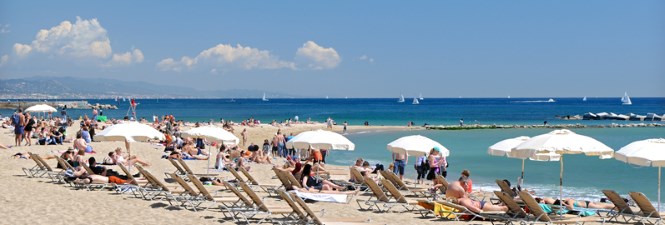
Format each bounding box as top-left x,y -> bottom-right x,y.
291,190 -> 349,203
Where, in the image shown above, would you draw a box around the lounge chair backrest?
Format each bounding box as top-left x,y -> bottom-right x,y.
136,165 -> 170,191
494,191 -> 528,218
81,163 -> 95,175
238,181 -> 268,211
364,177 -> 390,202
55,156 -> 74,170
629,192 -> 660,218
350,167 -> 365,184
496,180 -> 517,197
435,175 -> 448,192
380,178 -> 407,203
169,159 -> 187,175
518,191 -> 552,222
222,180 -> 253,206
117,163 -> 137,184
225,164 -> 246,183
177,158 -> 196,174
33,154 -> 54,171
602,190 -> 633,214
28,153 -> 46,170
172,173 -> 198,196
238,166 -> 259,185
285,170 -> 303,188
290,192 -> 325,225
272,168 -> 293,189
277,190 -> 307,220
187,174 -> 214,201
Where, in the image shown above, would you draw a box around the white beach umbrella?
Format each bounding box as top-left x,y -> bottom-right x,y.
488,136 -> 560,186
387,135 -> 449,157
512,129 -> 613,216
286,129 -> 355,150
182,125 -> 239,174
94,122 -> 164,173
615,138 -> 665,210
182,126 -> 239,145
25,104 -> 57,113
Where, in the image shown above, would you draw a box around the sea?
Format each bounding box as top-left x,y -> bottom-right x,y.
3,97 -> 665,204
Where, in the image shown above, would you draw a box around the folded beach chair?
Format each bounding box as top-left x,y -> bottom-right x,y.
518,191 -> 601,225
278,190 -> 379,225
629,191 -> 665,225
135,165 -> 186,203
493,191 -> 530,224
22,153 -> 48,178
601,190 -> 636,222
235,181 -> 296,224
379,170 -> 428,197
32,154 -> 65,183
186,174 -> 241,212
177,158 -> 220,177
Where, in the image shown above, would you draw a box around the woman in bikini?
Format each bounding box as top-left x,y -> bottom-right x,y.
300,164 -> 344,191
536,197 -> 615,210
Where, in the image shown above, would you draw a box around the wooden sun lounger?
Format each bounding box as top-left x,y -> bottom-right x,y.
518,191 -> 601,225
186,174 -> 240,212
78,163 -> 116,191
601,190 -> 637,222
166,159 -> 189,180
493,191 -> 531,224
227,165 -> 278,195
235,181 -> 296,224
32,154 -> 65,183
279,190 -> 380,225
629,191 -> 665,225
356,177 -> 423,213
171,173 -> 206,210
272,168 -> 295,191
379,170 -> 428,197
135,165 -> 186,203
22,153 -> 48,178
116,163 -> 150,197
176,158 -> 220,177
496,179 -> 518,197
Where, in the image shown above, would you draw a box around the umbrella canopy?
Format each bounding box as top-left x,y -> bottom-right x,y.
181,126 -> 239,145
286,129 -> 355,150
616,138 -> 665,210
387,135 -> 449,157
488,136 -> 560,186
25,104 -> 57,113
94,122 -> 165,142
512,129 -> 613,216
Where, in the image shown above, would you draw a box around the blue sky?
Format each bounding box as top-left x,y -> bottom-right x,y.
0,1 -> 663,98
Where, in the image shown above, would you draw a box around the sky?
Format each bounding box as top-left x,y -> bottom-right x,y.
0,1 -> 664,98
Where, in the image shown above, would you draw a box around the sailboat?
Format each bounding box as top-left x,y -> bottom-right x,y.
262,93 -> 269,102
547,98 -> 555,103
621,92 -> 632,105
397,95 -> 405,103
418,93 -> 424,100
412,98 -> 420,105
582,96 -> 587,102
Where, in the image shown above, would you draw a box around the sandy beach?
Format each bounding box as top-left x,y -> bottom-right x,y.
0,121 -> 611,225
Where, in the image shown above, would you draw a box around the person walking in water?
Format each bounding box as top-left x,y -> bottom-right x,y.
459,118 -> 464,126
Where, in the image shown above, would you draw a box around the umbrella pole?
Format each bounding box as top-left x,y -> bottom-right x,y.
521,158 -> 525,187
559,155 -> 564,219
659,166 -> 661,211
206,142 -> 210,175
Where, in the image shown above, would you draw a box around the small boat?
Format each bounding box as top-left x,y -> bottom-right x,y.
262,93 -> 269,102
418,93 -> 424,100
412,98 -> 420,105
582,96 -> 587,102
621,92 -> 632,105
325,96 -> 329,99
397,95 -> 405,103
547,98 -> 555,103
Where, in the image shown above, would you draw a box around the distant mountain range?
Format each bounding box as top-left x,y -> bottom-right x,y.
0,76 -> 294,99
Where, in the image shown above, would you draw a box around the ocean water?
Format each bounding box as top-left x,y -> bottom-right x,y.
2,97 -> 665,203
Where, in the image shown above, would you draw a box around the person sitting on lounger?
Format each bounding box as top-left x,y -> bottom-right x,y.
112,147 -> 150,167
300,164 -> 345,191
181,138 -> 209,160
536,197 -> 615,210
448,176 -> 507,213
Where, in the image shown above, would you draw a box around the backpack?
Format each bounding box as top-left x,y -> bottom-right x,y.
11,113 -> 20,126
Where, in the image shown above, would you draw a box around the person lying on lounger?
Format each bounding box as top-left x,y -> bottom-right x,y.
447,175 -> 508,213
536,197 -> 615,210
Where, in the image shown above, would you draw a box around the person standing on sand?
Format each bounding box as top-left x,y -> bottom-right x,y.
392,152 -> 407,180
241,128 -> 247,147
13,109 -> 25,146
343,121 -> 348,134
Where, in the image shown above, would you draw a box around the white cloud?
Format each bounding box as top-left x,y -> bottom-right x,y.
0,24 -> 10,34
295,41 -> 341,70
111,48 -> 144,65
157,43 -> 295,71
13,43 -> 32,57
0,55 -> 8,66
359,54 -> 374,63
12,17 -> 142,66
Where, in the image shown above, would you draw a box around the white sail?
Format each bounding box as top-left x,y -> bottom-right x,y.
412,98 -> 420,104
547,98 -> 555,102
262,93 -> 269,101
398,94 -> 405,103
621,92 -> 632,105
418,93 -> 424,100
582,96 -> 587,101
